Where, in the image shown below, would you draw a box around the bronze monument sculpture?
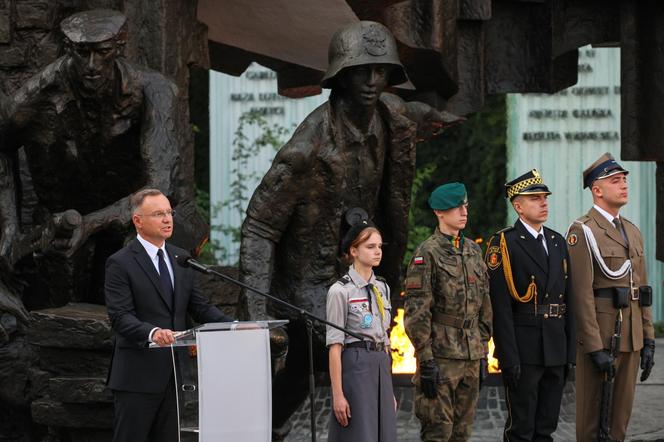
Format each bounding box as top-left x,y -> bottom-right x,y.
0,9 -> 207,439
239,20 -> 461,437
0,9 -> 203,312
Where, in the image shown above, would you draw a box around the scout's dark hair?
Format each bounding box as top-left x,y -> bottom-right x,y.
341,226 -> 382,265
130,188 -> 164,214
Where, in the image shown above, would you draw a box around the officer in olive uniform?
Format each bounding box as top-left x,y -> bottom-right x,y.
567,153 -> 655,442
485,169 -> 575,442
404,183 -> 492,442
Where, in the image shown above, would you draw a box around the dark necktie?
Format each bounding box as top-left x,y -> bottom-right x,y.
613,218 -> 629,246
157,249 -> 174,308
537,233 -> 549,262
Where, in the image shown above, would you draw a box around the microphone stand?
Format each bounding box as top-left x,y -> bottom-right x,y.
180,257 -> 364,442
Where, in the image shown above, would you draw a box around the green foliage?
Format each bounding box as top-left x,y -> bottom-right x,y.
200,110 -> 290,265
404,95 -> 508,266
654,321 -> 664,338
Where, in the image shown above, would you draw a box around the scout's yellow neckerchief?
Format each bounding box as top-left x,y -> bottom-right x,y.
500,232 -> 538,305
369,284 -> 386,321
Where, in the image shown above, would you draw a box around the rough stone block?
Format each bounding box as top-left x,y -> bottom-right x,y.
31,399 -> 113,429
33,347 -> 110,377
0,0 -> 10,44
49,377 -> 112,404
15,0 -> 52,30
29,303 -> 112,349
0,46 -> 25,68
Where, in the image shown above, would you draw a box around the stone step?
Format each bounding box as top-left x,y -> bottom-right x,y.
31,399 -> 112,429
28,303 -> 111,350
49,377 -> 112,404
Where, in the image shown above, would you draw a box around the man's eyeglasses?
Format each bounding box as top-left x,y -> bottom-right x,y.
136,209 -> 176,219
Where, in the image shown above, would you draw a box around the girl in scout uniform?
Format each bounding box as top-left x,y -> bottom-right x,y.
326,211 -> 396,442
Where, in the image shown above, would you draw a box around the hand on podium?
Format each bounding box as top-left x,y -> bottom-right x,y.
152,328 -> 175,346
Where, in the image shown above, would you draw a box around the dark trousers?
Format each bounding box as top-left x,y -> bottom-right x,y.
503,364 -> 565,442
112,376 -> 178,442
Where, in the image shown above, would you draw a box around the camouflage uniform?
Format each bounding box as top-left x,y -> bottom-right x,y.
404,229 -> 492,441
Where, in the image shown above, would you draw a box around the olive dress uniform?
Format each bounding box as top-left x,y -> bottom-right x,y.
567,153 -> 655,442
486,170 -> 575,442
404,183 -> 492,442
326,265 -> 396,442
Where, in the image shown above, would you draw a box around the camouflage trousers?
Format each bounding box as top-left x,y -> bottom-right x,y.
414,358 -> 480,442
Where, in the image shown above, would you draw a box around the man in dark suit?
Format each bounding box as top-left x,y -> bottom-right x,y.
105,188 -> 233,442
485,169 -> 575,441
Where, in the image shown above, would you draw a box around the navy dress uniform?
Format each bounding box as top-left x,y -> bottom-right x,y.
485,170 -> 575,442
326,216 -> 396,442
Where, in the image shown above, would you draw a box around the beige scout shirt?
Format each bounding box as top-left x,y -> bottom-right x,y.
326,266 -> 392,347
567,207 -> 654,353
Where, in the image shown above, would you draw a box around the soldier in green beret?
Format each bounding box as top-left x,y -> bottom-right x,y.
404,182 -> 492,441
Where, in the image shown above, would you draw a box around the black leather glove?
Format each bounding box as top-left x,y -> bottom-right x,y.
640,339 -> 656,382
564,362 -> 575,382
479,358 -> 489,389
419,360 -> 439,399
589,350 -> 614,373
502,365 -> 520,390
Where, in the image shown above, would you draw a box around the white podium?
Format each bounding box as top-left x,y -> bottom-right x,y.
156,320 -> 288,442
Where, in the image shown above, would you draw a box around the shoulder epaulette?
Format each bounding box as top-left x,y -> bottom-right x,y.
543,225 -> 564,239
375,275 -> 387,284
336,275 -> 351,285
497,226 -> 514,234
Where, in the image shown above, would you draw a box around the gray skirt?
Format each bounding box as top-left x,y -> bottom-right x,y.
328,347 -> 397,442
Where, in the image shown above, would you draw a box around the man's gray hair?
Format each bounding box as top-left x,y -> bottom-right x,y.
130,188 -> 164,214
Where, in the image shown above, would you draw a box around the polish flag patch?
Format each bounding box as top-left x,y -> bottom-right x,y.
413,256 -> 424,265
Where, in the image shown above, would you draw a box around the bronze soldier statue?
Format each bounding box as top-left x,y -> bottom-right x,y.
486,169 -> 575,442
567,153 -> 655,442
0,10 -> 202,312
239,21 -> 461,438
404,182 -> 492,442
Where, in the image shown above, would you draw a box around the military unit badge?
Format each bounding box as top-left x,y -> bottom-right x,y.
486,246 -> 502,270
567,233 -> 578,246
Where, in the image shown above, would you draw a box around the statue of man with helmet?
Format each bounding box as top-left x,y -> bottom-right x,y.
239,20 -> 462,439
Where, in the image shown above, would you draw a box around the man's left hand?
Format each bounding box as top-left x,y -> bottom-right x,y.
640,339 -> 656,382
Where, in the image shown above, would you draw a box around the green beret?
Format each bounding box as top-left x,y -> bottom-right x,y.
428,182 -> 468,210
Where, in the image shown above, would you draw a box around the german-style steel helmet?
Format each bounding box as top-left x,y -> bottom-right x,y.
321,21 -> 409,88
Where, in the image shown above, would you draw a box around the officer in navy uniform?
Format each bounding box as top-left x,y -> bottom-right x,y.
485,169 -> 575,441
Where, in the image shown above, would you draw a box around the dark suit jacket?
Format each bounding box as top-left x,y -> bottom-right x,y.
486,219 -> 575,368
105,238 -> 232,393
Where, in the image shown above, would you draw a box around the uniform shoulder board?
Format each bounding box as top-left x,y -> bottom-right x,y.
496,226 -> 514,234
336,275 -> 352,285
543,226 -> 564,240
576,214 -> 591,224
375,275 -> 387,284
620,216 -> 638,228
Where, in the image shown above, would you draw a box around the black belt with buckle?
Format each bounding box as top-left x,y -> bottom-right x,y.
515,303 -> 566,318
345,341 -> 386,352
594,287 -> 640,301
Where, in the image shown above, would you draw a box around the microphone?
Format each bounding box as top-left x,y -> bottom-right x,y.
174,253 -> 210,273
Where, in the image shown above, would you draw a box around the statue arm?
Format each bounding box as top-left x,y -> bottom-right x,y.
379,93 -> 464,141
239,144 -> 307,320
402,100 -> 465,141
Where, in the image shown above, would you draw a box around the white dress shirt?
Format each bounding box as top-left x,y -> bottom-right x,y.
593,204 -> 620,226
519,218 -> 548,255
136,234 -> 175,342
